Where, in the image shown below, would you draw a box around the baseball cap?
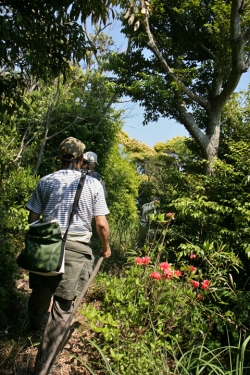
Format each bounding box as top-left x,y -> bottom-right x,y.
58,137 -> 85,161
84,151 -> 99,164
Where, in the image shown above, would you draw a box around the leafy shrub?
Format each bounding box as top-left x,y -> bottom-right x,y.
0,167 -> 37,327
80,214 -> 249,374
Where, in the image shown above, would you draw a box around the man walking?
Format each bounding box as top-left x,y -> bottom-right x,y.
138,197 -> 159,246
26,137 -> 111,375
83,150 -> 108,198
140,197 -> 159,227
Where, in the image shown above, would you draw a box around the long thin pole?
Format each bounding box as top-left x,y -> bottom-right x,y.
40,256 -> 104,375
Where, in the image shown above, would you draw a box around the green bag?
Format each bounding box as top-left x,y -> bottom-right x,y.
16,220 -> 65,275
17,170 -> 87,276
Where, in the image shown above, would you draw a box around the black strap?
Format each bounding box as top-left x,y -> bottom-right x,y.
62,170 -> 88,241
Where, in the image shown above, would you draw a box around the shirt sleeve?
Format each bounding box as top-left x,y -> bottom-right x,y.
92,181 -> 109,217
25,181 -> 44,214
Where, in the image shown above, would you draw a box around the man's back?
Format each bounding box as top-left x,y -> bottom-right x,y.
26,169 -> 109,235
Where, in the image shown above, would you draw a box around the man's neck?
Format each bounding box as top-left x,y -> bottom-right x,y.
62,164 -> 81,171
61,154 -> 83,171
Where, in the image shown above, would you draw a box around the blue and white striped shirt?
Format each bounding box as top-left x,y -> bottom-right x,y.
26,169 -> 109,239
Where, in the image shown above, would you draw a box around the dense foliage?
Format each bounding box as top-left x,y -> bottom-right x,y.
82,213 -> 249,374
0,0 -> 117,114
1,2 -> 250,372
78,91 -> 250,373
108,0 -> 250,172
0,64 -> 141,326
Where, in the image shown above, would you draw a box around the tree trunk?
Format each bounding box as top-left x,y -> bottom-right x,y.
177,103 -> 222,175
203,120 -> 221,176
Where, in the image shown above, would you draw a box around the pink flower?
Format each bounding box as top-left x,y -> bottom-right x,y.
159,262 -> 171,270
135,256 -> 151,265
150,272 -> 162,280
190,252 -> 196,259
164,268 -> 173,279
174,270 -> 182,277
135,257 -> 144,265
166,212 -> 175,218
197,294 -> 203,300
189,265 -> 196,272
142,256 -> 150,265
201,280 -> 210,290
191,280 -> 199,288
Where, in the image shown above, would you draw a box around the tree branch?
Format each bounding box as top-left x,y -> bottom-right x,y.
33,77 -> 61,173
87,36 -> 132,137
141,0 -> 208,110
45,116 -> 86,141
217,0 -> 249,108
13,116 -> 44,164
176,103 -> 209,153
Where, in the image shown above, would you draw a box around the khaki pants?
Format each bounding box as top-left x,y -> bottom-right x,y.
28,241 -> 94,374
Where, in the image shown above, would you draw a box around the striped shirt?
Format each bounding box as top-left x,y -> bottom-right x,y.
26,169 -> 109,240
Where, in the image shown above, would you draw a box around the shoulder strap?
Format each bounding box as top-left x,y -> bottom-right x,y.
62,170 -> 88,241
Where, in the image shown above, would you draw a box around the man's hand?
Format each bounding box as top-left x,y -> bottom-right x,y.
101,245 -> 111,259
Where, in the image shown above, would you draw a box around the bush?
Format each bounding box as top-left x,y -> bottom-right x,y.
80,214 -> 249,374
0,167 -> 37,327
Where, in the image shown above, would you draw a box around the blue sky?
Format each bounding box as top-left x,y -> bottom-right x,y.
107,20 -> 250,148
120,73 -> 250,148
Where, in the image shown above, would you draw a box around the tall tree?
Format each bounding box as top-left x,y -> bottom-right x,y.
9,67 -> 120,175
109,0 -> 250,174
1,22 -> 121,175
0,0 -> 116,114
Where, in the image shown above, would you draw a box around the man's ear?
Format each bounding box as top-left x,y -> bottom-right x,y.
78,153 -> 84,167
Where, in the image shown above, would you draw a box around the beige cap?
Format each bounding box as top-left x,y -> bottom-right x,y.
58,137 -> 85,161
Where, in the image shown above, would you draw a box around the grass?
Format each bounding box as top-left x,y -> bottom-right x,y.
75,335 -> 250,375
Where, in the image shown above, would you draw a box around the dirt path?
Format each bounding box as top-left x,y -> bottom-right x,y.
0,275 -> 104,375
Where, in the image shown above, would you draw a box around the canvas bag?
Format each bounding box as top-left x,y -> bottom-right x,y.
16,170 -> 87,276
17,219 -> 65,276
